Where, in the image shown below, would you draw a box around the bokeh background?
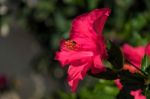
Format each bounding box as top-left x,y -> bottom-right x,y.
1,0 -> 150,99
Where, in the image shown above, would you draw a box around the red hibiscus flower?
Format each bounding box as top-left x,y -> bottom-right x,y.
114,79 -> 123,90
130,89 -> 146,99
114,43 -> 150,98
121,43 -> 150,72
114,44 -> 145,90
122,44 -> 145,68
55,8 -> 111,92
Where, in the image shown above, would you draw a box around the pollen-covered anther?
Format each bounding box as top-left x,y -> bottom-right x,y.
64,40 -> 78,50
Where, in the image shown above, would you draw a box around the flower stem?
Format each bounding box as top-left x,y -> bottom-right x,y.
127,61 -> 148,77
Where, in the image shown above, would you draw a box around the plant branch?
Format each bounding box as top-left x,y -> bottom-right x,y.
127,61 -> 148,77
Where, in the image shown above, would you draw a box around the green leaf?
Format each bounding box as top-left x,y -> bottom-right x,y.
145,66 -> 150,79
141,55 -> 150,79
141,55 -> 149,72
88,68 -> 118,80
79,80 -> 118,99
87,0 -> 100,10
144,85 -> 150,99
107,41 -> 124,70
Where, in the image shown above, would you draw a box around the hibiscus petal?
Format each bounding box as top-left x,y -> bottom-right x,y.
114,79 -> 123,90
130,90 -> 146,99
123,64 -> 138,73
91,55 -> 106,74
96,36 -> 108,59
70,37 -> 107,59
122,44 -> 145,67
55,51 -> 93,66
67,63 -> 90,92
68,79 -> 79,92
70,8 -> 110,39
73,37 -> 97,51
92,8 -> 111,35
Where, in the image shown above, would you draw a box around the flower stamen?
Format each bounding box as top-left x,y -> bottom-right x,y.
64,40 -> 78,50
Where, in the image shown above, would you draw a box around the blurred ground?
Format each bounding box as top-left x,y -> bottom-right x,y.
0,21 -> 59,99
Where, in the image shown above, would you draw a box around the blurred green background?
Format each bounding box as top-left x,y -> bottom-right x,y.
1,0 -> 150,99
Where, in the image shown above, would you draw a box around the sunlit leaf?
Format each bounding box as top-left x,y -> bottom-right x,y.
141,55 -> 148,72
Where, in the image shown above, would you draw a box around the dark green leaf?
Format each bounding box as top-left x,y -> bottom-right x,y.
117,71 -> 146,99
145,66 -> 150,79
119,70 -> 145,90
141,55 -> 150,79
117,88 -> 134,99
88,68 -> 118,80
107,41 -> 124,70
